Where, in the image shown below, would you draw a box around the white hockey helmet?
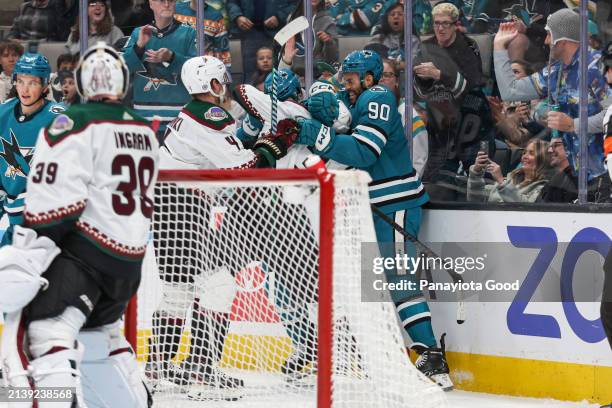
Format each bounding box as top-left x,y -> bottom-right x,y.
181,55 -> 231,99
75,41 -> 129,100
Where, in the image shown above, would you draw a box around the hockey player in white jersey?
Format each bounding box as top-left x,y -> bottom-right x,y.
148,55 -> 300,399
161,56 -> 299,170
0,43 -> 157,407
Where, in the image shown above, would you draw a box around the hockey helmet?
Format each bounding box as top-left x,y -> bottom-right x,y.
75,42 -> 129,100
12,53 -> 51,86
341,50 -> 383,84
263,68 -> 302,101
181,55 -> 231,99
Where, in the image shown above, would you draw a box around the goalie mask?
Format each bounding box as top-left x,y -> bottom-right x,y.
181,55 -> 231,102
75,42 -> 129,100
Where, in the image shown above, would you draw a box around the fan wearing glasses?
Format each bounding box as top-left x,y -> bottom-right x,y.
414,2 -> 482,98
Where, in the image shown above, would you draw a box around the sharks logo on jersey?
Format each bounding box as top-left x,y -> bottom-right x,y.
0,130 -> 34,179
137,60 -> 180,92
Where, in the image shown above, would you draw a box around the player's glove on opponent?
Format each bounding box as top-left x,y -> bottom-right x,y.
304,82 -> 339,127
254,118 -> 300,163
296,117 -> 336,155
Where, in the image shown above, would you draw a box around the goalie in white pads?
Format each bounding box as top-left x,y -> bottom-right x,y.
148,55 -> 300,399
0,43 -> 158,407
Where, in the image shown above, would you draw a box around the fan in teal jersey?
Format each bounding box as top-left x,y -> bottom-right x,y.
0,53 -> 65,245
297,49 -> 453,391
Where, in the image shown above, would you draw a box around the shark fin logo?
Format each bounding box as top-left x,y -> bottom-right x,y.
0,130 -> 34,179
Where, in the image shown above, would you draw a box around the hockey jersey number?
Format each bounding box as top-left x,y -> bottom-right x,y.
112,155 -> 155,218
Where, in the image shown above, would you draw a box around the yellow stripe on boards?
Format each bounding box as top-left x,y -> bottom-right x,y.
446,351 -> 612,405
135,329 -> 293,372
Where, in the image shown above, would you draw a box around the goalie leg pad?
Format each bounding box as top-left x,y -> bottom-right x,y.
104,320 -> 151,408
1,311 -> 31,390
28,342 -> 84,408
193,266 -> 237,313
27,306 -> 87,359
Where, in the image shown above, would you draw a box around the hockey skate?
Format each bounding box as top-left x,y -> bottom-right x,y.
281,344 -> 317,387
414,334 -> 454,391
171,357 -> 244,401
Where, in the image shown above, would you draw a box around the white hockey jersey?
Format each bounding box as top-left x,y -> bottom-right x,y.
24,102 -> 159,274
161,100 -> 259,170
233,84 -> 349,170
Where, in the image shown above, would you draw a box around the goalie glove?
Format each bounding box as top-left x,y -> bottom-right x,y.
305,82 -> 340,127
254,118 -> 300,162
296,117 -> 336,154
0,226 -> 60,312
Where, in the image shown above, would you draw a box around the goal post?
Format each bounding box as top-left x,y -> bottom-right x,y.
126,168 -> 447,408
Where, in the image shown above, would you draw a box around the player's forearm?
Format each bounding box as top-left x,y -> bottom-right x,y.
493,50 -> 539,102
323,134 -> 378,168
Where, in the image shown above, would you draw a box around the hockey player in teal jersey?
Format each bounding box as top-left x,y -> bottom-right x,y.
297,50 -> 453,390
0,53 -> 64,245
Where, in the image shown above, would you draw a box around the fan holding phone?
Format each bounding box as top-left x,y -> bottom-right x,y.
467,139 -> 551,203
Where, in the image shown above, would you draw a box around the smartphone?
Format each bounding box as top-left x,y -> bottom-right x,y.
479,140 -> 489,156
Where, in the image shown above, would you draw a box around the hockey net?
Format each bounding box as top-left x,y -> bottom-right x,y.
127,168 -> 446,408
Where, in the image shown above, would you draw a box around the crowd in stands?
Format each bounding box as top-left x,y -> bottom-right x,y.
0,0 -> 612,204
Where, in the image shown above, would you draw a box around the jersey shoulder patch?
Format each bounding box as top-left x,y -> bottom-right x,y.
49,103 -> 66,115
184,100 -> 234,129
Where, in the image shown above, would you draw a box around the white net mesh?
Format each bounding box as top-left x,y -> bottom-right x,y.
135,169 -> 447,408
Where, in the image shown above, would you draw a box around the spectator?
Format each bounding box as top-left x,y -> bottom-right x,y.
369,2 -> 416,67
0,41 -> 25,103
279,0 -> 338,75
379,59 -> 428,177
250,45 -> 273,89
227,0 -> 297,83
174,0 -> 232,69
57,69 -> 78,105
537,136 -> 577,203
467,139 -> 550,203
123,0 -> 197,138
65,0 -> 124,55
49,53 -> 76,102
493,9 -> 612,181
8,0 -> 70,41
328,0 -> 395,36
414,2 -> 491,198
604,42 -> 612,86
488,60 -> 544,150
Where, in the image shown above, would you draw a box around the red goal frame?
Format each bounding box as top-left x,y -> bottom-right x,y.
124,168 -> 336,408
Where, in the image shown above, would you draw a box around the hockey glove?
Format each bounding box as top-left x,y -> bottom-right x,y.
254,118 -> 300,160
305,82 -> 339,127
296,118 -> 335,154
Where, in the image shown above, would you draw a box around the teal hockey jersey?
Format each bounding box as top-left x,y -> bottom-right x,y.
329,85 -> 428,213
123,19 -> 197,134
0,98 -> 65,244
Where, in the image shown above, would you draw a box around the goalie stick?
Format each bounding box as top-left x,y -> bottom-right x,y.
370,205 -> 466,324
270,16 -> 310,134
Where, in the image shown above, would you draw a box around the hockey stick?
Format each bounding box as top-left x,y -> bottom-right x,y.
370,205 -> 466,324
270,16 -> 310,134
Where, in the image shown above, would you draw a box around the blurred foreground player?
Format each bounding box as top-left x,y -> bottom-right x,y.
602,105 -> 612,353
0,43 -> 157,407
